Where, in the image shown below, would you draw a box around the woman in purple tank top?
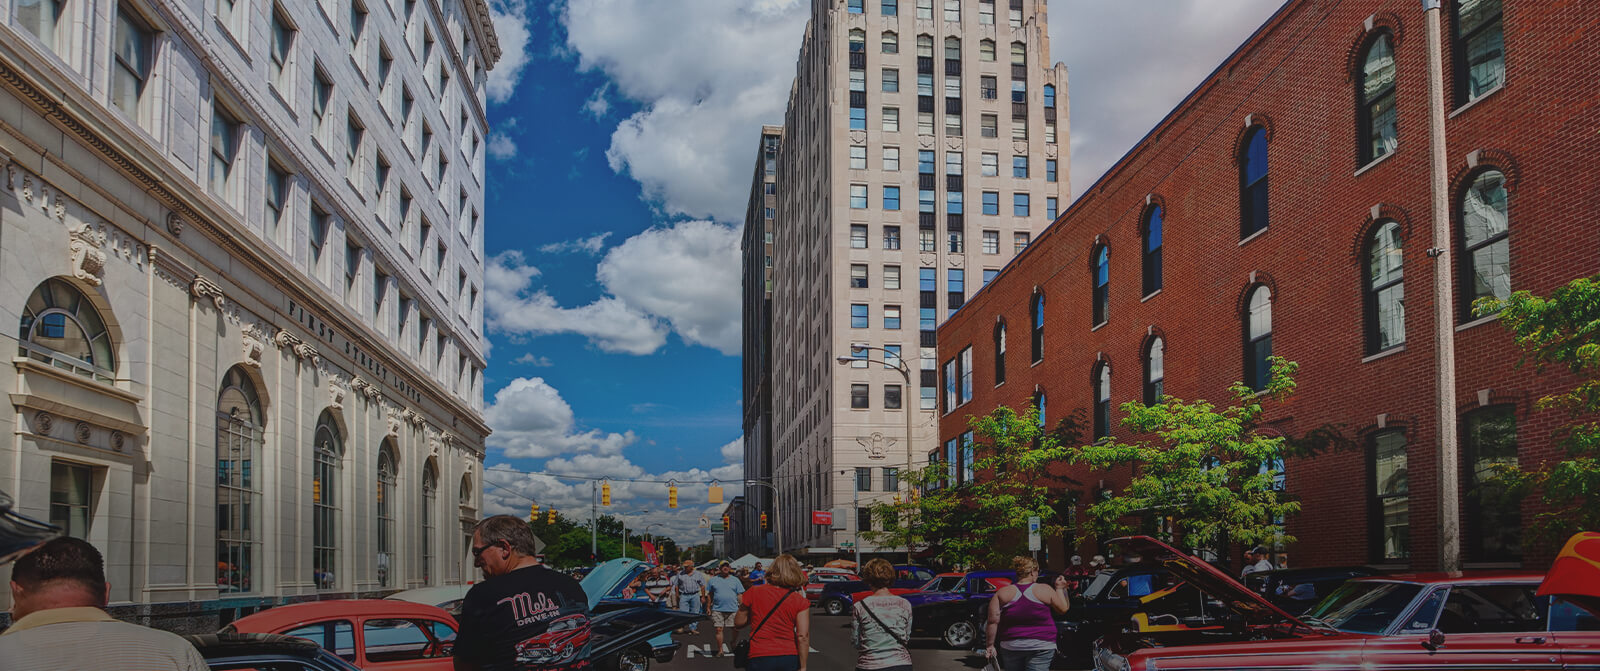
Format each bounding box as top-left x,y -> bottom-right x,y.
983,556 -> 1071,671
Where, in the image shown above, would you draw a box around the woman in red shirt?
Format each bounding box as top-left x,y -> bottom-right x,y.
735,554 -> 810,671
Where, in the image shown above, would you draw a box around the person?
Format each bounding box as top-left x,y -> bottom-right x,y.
749,561 -> 766,583
1088,555 -> 1107,571
642,567 -> 672,604
453,515 -> 592,671
1240,546 -> 1275,579
1064,555 -> 1091,592
851,558 -> 912,671
671,559 -> 708,634
736,554 -> 810,671
984,556 -> 1071,671
707,562 -> 746,656
0,536 -> 208,670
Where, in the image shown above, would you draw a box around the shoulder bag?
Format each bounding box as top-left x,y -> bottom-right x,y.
733,586 -> 798,668
858,598 -> 909,648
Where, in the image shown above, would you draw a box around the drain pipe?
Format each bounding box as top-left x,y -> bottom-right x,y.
1421,0 -> 1462,572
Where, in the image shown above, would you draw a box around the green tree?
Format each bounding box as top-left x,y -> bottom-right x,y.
1476,279 -> 1600,546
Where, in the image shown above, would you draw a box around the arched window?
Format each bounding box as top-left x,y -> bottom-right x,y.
943,36 -> 960,60
849,28 -> 866,53
1370,430 -> 1409,562
1093,363 -> 1111,439
459,473 -> 473,507
1240,126 -> 1268,237
1459,169 -> 1510,318
1452,0 -> 1503,105
993,319 -> 1007,385
421,461 -> 437,584
376,443 -> 396,588
882,31 -> 898,54
1462,405 -> 1519,562
313,410 -> 342,590
916,35 -> 934,58
1042,84 -> 1055,108
1010,42 -> 1026,65
216,366 -> 261,594
1091,245 -> 1110,326
1142,207 -> 1163,296
1358,33 -> 1398,165
1365,220 -> 1405,353
1143,337 -> 1164,406
1244,286 -> 1273,392
979,39 -> 995,61
1030,291 -> 1045,363
19,278 -> 115,382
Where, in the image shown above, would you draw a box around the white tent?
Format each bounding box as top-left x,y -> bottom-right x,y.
728,554 -> 774,569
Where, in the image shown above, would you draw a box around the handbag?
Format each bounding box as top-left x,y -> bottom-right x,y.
733,586 -> 797,668
859,600 -> 909,648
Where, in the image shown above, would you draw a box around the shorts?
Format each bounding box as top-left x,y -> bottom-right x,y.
711,610 -> 738,627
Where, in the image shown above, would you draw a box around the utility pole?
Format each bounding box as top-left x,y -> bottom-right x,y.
590,481 -> 598,562
1421,0 -> 1462,572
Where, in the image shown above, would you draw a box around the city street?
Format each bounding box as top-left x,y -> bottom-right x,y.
657,610 -> 990,670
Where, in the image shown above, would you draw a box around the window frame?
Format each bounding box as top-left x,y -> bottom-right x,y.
1356,33 -> 1399,166
1030,291 -> 1045,363
1091,245 -> 1110,326
1093,362 -> 1111,439
1368,429 -> 1410,563
1143,336 -> 1164,406
1365,220 -> 1406,354
1457,168 -> 1511,321
312,410 -> 343,590
1240,126 -> 1269,237
1450,0 -> 1504,107
1142,206 -> 1163,296
1244,285 -> 1273,392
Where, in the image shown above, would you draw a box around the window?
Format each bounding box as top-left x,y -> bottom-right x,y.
979,0 -> 993,24
217,0 -> 242,35
17,287 -> 110,379
313,68 -> 334,142
993,320 -> 1006,384
346,114 -> 365,185
918,150 -> 936,173
1011,81 -> 1027,103
916,0 -> 931,20
851,264 -> 869,289
919,189 -> 935,214
882,68 -> 899,92
1143,206 -> 1163,295
1012,119 -> 1028,141
313,410 -> 342,590
919,267 -> 936,291
1091,245 -> 1109,325
1093,362 -> 1111,439
919,229 -> 936,252
1013,193 -> 1030,217
1012,155 -> 1028,178
1011,42 -> 1026,65
980,76 -> 997,100
1030,291 -> 1045,363
850,107 -> 867,130
1034,391 -> 1047,428
1047,197 -> 1058,219
1358,34 -> 1398,165
348,0 -> 368,55
375,445 -> 396,587
1366,220 -> 1405,352
113,8 -> 156,117
1241,126 -> 1269,237
17,0 -> 64,51
884,227 -> 902,251
981,192 -> 998,215
851,304 -> 869,328
882,31 -> 898,53
1370,430 -> 1409,562
1462,405 -> 1519,562
982,230 -> 998,254
980,114 -> 998,138
1143,337 -> 1164,405
884,265 -> 901,289
943,0 -> 959,22
1046,159 -> 1057,182
884,146 -> 901,171
883,467 -> 900,492
884,305 -> 901,329
884,344 -> 902,370
848,0 -> 862,13
958,346 -> 973,404
1043,84 -> 1056,108
851,383 -> 870,409
920,306 -> 936,332
947,269 -> 964,314
979,39 -> 995,61
849,145 -> 867,170
945,151 -> 962,175
882,0 -> 896,15
49,461 -> 92,538
1453,0 -> 1504,105
982,269 -> 997,286
946,191 -> 963,215
918,112 -> 935,135
883,186 -> 901,211
210,107 -> 241,199
284,621 -> 355,661
345,242 -> 362,298
981,153 -> 998,177
849,69 -> 866,92
1014,232 -> 1030,254
310,206 -> 330,276
850,183 -> 868,209
1459,169 -> 1510,318
1244,285 -> 1273,392
361,619 -> 436,663
882,107 -> 900,132
850,224 -> 868,248
266,162 -> 289,244
942,358 -> 957,411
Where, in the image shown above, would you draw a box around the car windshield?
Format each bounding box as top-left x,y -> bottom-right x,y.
1306,581 -> 1424,634
1082,572 -> 1116,600
922,576 -> 963,592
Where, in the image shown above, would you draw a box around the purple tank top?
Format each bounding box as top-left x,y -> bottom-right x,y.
997,583 -> 1056,642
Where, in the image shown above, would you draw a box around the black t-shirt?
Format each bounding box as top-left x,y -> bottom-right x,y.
455,564 -> 594,670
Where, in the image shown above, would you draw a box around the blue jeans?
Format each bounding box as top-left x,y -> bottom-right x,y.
748,655 -> 799,671
680,593 -> 702,632
999,648 -> 1054,671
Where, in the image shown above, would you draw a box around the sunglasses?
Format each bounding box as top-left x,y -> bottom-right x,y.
470,541 -> 506,558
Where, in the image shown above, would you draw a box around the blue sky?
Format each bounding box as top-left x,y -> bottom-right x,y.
475,0 -> 1285,544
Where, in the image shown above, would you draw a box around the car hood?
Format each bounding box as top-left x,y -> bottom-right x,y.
1539,532 -> 1600,614
586,607 -> 700,660
1112,536 -> 1308,629
581,558 -> 649,609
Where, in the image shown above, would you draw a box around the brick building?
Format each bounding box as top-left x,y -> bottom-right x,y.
935,0 -> 1597,572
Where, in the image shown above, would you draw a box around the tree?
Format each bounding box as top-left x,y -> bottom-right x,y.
1476,280 -> 1600,547
1049,356 -> 1302,552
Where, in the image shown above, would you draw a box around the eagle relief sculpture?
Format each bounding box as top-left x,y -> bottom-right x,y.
856,432 -> 894,460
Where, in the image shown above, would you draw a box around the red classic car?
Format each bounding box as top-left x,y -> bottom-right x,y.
1095,534 -> 1600,671
802,570 -> 860,604
223,600 -> 458,670
513,613 -> 592,666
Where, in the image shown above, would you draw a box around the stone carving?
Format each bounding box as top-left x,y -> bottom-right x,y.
329,381 -> 346,410
1013,140 -> 1029,154
848,130 -> 867,145
241,334 -> 265,367
112,431 -> 125,452
68,222 -> 109,286
20,174 -> 32,202
351,377 -> 381,401
190,276 -> 227,310
919,135 -> 935,148
274,329 -> 322,367
53,194 -> 65,220
402,409 -> 425,429
166,212 -> 184,237
385,407 -> 402,437
74,421 -> 91,444
34,411 -> 53,435
945,137 -> 962,151
1044,144 -> 1058,159
857,432 -> 891,460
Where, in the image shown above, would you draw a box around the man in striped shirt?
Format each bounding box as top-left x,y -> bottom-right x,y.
0,536 -> 207,670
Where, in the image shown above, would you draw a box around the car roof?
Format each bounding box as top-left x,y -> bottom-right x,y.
933,572 -> 965,578
1351,571 -> 1544,585
386,584 -> 472,604
186,632 -> 328,659
229,599 -> 456,632
968,570 -> 1017,579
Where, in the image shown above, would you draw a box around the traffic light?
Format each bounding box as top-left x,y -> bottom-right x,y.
530,502 -> 540,519
760,512 -> 769,529
668,485 -> 678,509
722,514 -> 731,528
601,481 -> 612,506
708,484 -> 724,504
547,509 -> 557,524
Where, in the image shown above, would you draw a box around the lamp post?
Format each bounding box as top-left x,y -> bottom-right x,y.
743,480 -> 783,555
836,345 -> 917,564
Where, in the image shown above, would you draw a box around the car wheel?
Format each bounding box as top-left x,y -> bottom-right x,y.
943,620 -> 977,649
823,599 -> 848,616
612,646 -> 651,671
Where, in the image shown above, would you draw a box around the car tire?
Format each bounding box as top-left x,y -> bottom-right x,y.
943,620 -> 977,649
612,645 -> 651,671
823,599 -> 848,616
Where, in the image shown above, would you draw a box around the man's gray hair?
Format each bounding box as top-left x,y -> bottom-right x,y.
474,515 -> 538,555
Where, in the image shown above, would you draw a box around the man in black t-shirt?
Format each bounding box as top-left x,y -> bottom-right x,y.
455,515 -> 592,671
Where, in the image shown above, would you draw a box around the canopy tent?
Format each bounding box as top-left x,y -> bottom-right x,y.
823,559 -> 858,570
728,554 -> 774,569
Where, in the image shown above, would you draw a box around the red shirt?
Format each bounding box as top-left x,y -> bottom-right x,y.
741,585 -> 807,658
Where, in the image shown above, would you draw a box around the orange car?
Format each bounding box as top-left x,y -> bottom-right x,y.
223,600 -> 457,670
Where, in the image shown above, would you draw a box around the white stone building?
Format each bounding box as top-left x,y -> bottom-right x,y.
761,0 -> 1068,554
0,0 -> 496,629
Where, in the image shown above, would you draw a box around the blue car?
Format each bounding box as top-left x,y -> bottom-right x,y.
581,558 -> 699,671
814,565 -> 938,616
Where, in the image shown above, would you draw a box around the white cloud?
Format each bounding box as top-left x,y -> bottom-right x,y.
512,353 -> 553,366
538,232 -> 613,255
484,377 -> 638,459
487,132 -> 518,160
719,437 -> 742,464
562,0 -> 807,221
597,221 -> 741,354
582,83 -> 612,119
486,0 -> 533,104
485,251 -> 668,355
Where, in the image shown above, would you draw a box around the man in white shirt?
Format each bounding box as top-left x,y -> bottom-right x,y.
1239,546 -> 1276,578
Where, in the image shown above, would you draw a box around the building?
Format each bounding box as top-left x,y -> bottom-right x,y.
0,0 -> 498,629
739,126 -> 781,557
936,0 -> 1596,571
759,0 -> 1070,555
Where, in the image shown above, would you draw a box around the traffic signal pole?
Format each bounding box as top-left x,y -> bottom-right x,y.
590,481 -> 598,561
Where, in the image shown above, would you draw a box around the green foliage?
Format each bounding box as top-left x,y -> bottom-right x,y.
1475,279 -> 1600,546
527,512 -> 650,568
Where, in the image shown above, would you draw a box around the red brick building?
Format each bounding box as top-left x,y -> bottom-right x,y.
935,0 -> 1598,572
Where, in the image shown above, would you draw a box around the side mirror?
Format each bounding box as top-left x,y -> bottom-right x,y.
1422,629 -> 1445,652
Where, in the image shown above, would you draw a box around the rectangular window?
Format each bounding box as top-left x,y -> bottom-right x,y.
981,191 -> 999,215
948,269 -> 964,311
850,264 -> 869,289
918,190 -> 935,214
982,230 -> 999,254
980,76 -> 997,100
943,0 -> 959,21
981,152 -> 998,176
18,0 -> 65,51
309,206 -> 329,274
916,0 -> 931,19
850,224 -> 868,248
373,270 -> 387,320
850,304 -> 869,328
849,69 -> 866,92
982,268 -> 998,286
1047,196 -> 1058,219
884,467 -> 899,492
884,344 -> 902,369
884,305 -> 901,329
851,383 -> 870,409
943,358 -> 957,411
884,264 -> 901,289
917,73 -> 934,96
882,0 -> 896,15
882,107 -> 899,132
850,145 -> 867,170
884,227 -> 901,251
1372,430 -> 1410,562
883,146 -> 900,171
850,183 -> 868,209
850,107 -> 867,130
945,191 -> 963,215
348,0 -> 367,57
1014,231 -> 1030,253
856,467 -> 873,492
850,342 -> 870,368
921,386 -> 937,410
883,186 -> 901,211
884,384 -> 902,409
944,75 -> 961,98
345,242 -> 362,297
209,107 -> 240,199
848,0 -> 863,13
919,230 -> 936,252
945,151 -> 963,175
1011,80 -> 1027,103
981,114 -> 998,138
1012,119 -> 1028,141
959,346 -> 973,404
944,114 -> 962,137
882,68 -> 899,93
266,162 -> 289,243
1463,406 -> 1520,563
1012,155 -> 1029,178
918,150 -> 936,174
919,267 -> 937,291
1013,193 -> 1030,216
49,461 -> 93,538
1045,120 -> 1057,144
112,8 -> 156,117
346,114 -> 365,185
1046,159 -> 1058,182
917,112 -> 934,136
948,230 -> 964,253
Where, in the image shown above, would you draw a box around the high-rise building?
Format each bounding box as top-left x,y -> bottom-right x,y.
740,126 -> 782,556
0,0 -> 497,629
758,0 -> 1069,553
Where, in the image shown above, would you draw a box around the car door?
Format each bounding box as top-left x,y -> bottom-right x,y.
356,616 -> 455,670
1361,584 -> 1565,671
1549,597 -> 1600,669
282,619 -> 358,665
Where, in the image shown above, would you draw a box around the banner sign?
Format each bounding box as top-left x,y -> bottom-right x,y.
812,510 -> 833,525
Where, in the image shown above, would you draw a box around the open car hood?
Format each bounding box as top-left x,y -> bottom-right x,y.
586,606 -> 700,660
1539,532 -> 1600,614
0,490 -> 60,564
1111,536 -> 1308,629
581,558 -> 649,609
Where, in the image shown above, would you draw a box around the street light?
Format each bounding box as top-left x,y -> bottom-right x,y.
836,345 -> 917,564
743,479 -> 783,555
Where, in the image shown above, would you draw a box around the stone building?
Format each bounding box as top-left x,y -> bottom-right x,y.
0,0 -> 497,629
738,126 -> 781,557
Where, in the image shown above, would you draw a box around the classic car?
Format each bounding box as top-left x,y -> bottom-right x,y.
189,632 -> 364,671
892,570 -> 1017,648
581,557 -> 694,670
386,584 -> 472,615
1095,534 -> 1600,671
224,600 -> 459,670
1242,565 -> 1385,614
514,613 -> 592,666
802,569 -> 861,604
815,564 -> 937,615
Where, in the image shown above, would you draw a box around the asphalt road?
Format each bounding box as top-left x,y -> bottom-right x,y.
655,609 -> 999,670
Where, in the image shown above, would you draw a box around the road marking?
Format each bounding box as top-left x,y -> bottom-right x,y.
685,643 -> 820,659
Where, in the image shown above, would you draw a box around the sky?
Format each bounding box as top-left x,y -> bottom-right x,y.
475,0 -> 1288,546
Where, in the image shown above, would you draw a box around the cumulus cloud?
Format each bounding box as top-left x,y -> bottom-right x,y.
485,250 -> 668,355
486,0 -> 533,104
562,0 -> 807,221
484,377 -> 638,459
487,132 -> 518,160
719,437 -> 742,464
539,232 -> 613,255
582,83 -> 612,119
512,353 -> 553,366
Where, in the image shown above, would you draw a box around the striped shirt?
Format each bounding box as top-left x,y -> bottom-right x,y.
0,606 -> 208,670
